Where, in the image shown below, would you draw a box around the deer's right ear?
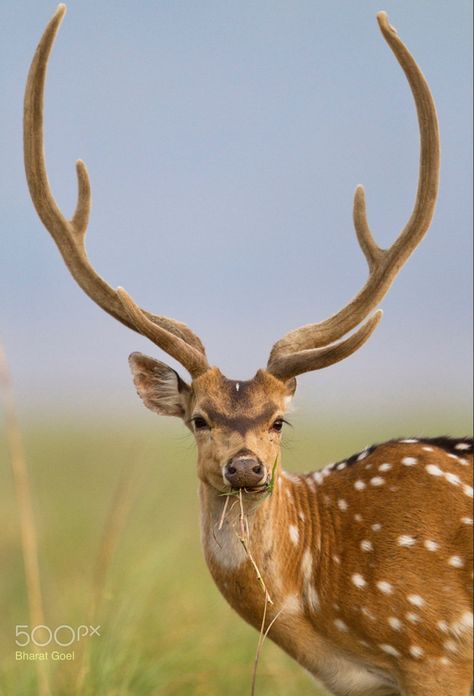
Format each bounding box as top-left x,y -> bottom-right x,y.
128,352 -> 191,418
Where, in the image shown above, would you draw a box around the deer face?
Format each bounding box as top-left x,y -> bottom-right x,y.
129,354 -> 296,493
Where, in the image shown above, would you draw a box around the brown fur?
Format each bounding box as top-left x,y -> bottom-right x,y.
129,357 -> 473,696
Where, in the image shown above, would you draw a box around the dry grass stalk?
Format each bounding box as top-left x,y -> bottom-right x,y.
74,454 -> 142,694
217,493 -> 230,531
250,602 -> 285,696
218,489 -> 282,694
0,345 -> 50,696
237,490 -> 273,605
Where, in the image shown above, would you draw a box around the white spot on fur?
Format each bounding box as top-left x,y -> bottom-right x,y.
444,639 -> 458,653
448,555 -> 464,568
401,439 -> 418,443
422,446 -> 434,452
402,457 -> 418,466
332,554 -> 341,565
388,617 -> 402,631
354,513 -> 363,522
338,498 -> 348,511
371,523 -> 382,532
337,462 -> 347,471
370,476 -> 385,486
360,540 -> 373,552
379,644 -> 400,657
407,594 -> 425,607
334,618 -> 349,632
288,524 -> 299,545
439,656 -> 451,665
376,581 -> 393,595
354,480 -> 366,491
409,645 -> 424,659
450,611 -> 473,637
463,484 -> 473,498
281,593 -> 302,614
306,583 -> 320,612
437,620 -> 449,633
379,462 -> 392,472
445,472 -> 461,486
424,539 -> 439,551
426,464 -> 443,477
461,517 -> 473,525
235,382 -> 240,392
352,573 -> 367,589
406,612 -> 421,624
301,549 -> 313,580
455,442 -> 471,451
298,511 -> 305,521
398,535 -> 416,547
357,450 -> 369,461
361,606 -> 375,621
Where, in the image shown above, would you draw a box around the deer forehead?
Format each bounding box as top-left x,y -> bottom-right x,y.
191,368 -> 290,420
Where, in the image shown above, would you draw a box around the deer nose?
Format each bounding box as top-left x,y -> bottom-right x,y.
224,457 -> 266,489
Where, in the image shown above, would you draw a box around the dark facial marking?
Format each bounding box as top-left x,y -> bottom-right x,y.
200,402 -> 279,435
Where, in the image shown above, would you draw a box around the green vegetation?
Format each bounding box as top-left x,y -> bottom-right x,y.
0,407 -> 471,695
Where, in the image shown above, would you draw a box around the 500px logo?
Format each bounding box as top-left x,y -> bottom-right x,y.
15,624 -> 101,647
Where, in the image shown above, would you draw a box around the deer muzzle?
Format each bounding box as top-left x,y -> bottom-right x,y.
224,455 -> 266,489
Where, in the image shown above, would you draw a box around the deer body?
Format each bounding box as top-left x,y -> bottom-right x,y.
24,6 -> 472,695
201,438 -> 473,695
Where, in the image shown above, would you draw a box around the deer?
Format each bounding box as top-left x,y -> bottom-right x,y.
24,5 -> 472,696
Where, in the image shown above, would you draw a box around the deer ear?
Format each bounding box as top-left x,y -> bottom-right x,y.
283,377 -> 297,410
128,352 -> 191,418
285,377 -> 297,397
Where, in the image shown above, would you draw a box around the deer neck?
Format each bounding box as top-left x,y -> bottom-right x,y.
199,470 -> 323,632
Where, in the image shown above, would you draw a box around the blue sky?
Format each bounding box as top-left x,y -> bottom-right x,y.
0,1 -> 472,429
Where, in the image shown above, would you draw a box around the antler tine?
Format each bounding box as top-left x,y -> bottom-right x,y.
268,11 -> 440,380
269,310 -> 383,381
24,5 -> 209,377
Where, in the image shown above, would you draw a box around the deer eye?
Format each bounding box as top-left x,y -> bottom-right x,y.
192,416 -> 209,430
271,418 -> 284,432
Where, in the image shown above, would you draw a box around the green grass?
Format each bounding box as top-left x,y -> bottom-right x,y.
0,421 -> 322,695
0,408 -> 471,695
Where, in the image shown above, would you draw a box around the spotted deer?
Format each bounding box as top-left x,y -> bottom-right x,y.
24,6 -> 473,696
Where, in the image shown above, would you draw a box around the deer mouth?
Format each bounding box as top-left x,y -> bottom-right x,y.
225,481 -> 271,497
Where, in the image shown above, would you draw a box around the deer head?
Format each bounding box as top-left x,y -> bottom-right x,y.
24,5 -> 439,496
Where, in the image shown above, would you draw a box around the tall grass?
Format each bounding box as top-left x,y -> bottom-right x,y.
0,346 -> 50,696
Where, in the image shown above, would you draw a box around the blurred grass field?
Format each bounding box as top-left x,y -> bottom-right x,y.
0,406 -> 471,695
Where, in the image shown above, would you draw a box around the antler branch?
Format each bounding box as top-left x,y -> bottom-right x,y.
24,5 -> 209,377
267,12 -> 440,380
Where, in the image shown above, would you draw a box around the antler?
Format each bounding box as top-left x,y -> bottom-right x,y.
23,4 -> 209,378
267,12 -> 440,380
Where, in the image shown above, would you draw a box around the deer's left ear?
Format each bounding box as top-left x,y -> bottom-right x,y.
128,352 -> 191,418
285,377 -> 297,397
284,377 -> 297,410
